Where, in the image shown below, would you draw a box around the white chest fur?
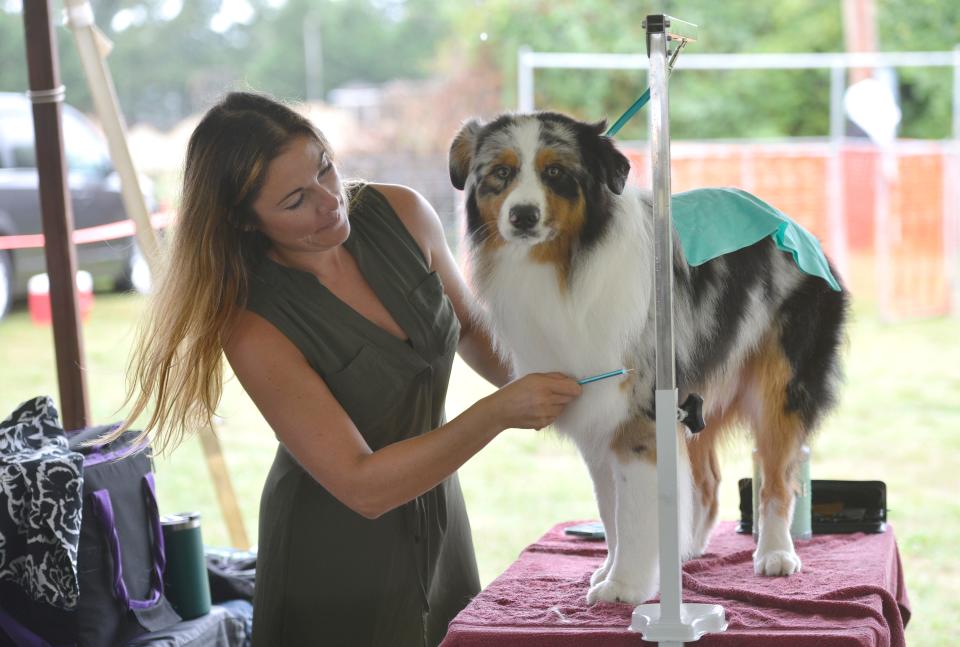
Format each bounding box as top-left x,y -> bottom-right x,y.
474,189 -> 655,441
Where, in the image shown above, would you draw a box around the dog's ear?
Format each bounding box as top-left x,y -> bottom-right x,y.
586,120 -> 632,195
449,119 -> 483,191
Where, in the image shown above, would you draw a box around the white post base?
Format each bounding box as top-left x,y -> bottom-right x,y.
631,602 -> 728,644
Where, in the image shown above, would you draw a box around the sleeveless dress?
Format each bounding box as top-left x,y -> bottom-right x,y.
246,185 -> 481,647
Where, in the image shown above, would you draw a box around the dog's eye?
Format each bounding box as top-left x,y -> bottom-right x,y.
493,165 -> 511,180
545,165 -> 564,178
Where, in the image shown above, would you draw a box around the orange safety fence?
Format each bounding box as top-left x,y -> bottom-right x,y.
0,211 -> 173,250
621,140 -> 958,321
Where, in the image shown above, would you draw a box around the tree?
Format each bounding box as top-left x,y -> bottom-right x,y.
1,0 -> 452,128
0,7 -> 31,96
443,0 -> 957,140
877,0 -> 960,138
241,0 -> 449,101
443,0 -> 845,140
2,0 -> 955,137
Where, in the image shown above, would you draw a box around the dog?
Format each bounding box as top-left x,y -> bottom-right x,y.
449,111 -> 848,605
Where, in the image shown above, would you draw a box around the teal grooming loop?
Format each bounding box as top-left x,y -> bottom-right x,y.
606,37 -> 687,138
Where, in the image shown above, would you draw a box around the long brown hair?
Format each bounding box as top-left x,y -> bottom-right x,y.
109,92 -> 332,454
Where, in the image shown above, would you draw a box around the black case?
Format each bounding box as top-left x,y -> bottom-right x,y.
737,479 -> 887,535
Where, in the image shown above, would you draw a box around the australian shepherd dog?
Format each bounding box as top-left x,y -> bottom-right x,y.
449,112 -> 848,605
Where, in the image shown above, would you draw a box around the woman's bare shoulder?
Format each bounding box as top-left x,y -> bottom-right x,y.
223,308 -> 292,365
365,182 -> 444,267
365,182 -> 428,217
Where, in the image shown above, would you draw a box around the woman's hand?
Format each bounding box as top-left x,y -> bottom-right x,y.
482,372 -> 582,430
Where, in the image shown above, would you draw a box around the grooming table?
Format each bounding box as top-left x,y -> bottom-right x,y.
440,521 -> 910,647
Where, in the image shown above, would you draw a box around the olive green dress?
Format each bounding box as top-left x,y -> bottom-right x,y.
246,185 -> 481,647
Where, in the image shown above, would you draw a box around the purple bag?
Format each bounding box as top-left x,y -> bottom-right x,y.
72,427 -> 181,646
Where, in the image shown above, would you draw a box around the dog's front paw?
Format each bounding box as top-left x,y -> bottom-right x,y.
753,548 -> 802,576
586,577 -> 656,606
590,557 -> 612,585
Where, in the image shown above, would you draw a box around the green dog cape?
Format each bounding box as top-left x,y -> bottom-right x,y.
671,187 -> 841,292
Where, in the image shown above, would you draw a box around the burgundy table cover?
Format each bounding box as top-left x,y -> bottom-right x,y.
441,521 -> 910,647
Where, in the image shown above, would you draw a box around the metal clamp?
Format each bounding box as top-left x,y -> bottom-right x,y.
26,86 -> 66,104
644,14 -> 698,59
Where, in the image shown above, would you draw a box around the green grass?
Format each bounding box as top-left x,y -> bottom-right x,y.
1,292 -> 958,645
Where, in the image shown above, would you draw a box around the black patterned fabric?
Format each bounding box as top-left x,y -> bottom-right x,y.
0,396 -> 84,610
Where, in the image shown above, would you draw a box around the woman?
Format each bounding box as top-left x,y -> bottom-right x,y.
116,91 -> 581,646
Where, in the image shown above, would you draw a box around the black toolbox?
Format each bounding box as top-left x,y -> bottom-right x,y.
737,479 -> 887,534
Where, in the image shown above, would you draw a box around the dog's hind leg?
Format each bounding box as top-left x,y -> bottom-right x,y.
687,429 -> 722,557
749,270 -> 847,575
745,335 -> 806,576
753,437 -> 804,575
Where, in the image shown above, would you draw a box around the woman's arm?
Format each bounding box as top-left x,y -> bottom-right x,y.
224,310 -> 579,520
372,183 -> 512,387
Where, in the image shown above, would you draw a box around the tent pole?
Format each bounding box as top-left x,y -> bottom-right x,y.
22,0 -> 91,430
61,0 -> 249,548
199,423 -> 251,550
63,0 -> 161,274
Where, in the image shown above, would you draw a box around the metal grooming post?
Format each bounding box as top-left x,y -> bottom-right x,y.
630,15 -> 727,646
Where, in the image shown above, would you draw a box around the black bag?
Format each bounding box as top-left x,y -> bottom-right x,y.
204,548 -> 256,603
0,397 -> 180,646
737,478 -> 888,535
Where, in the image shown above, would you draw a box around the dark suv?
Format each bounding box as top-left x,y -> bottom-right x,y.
0,91 -> 154,319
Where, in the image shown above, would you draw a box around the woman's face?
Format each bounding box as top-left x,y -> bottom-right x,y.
251,134 -> 348,255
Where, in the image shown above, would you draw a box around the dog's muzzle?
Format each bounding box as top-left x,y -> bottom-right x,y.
508,204 -> 540,235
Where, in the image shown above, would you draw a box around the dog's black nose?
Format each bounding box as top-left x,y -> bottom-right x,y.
508,204 -> 540,230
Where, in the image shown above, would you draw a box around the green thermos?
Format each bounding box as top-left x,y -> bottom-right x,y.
161,512 -> 212,619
